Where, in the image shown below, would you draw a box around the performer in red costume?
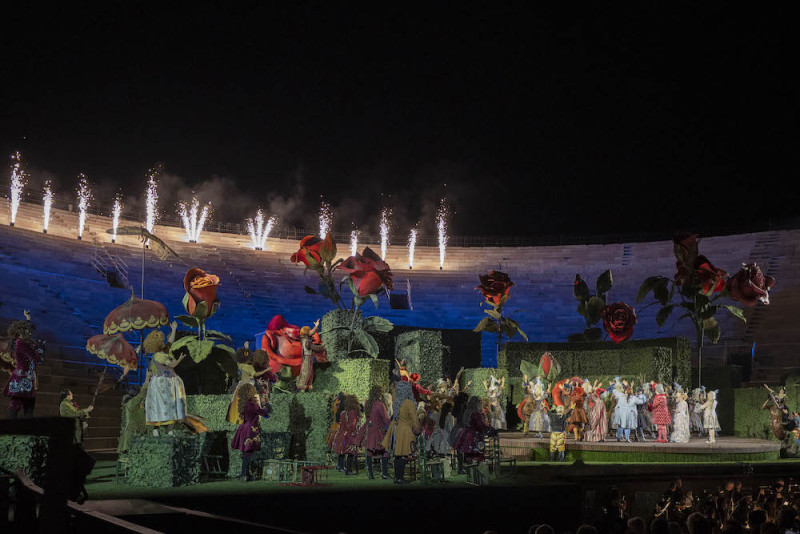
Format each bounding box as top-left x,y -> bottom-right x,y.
333,394 -> 361,475
2,311 -> 44,418
650,383 -> 672,443
358,385 -> 391,479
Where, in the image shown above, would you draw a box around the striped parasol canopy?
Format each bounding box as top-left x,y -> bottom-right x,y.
86,333 -> 139,369
103,293 -> 169,335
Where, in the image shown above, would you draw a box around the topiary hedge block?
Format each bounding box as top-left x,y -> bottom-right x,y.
314,358 -> 389,400
126,433 -> 206,487
499,337 -> 690,387
395,330 -> 444,382
259,390 -> 332,463
186,394 -> 237,432
0,435 -> 49,485
320,309 -> 362,360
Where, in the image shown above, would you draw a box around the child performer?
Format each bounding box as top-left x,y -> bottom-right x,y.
651,383 -> 672,443
700,390 -> 720,444
230,383 -> 271,481
548,405 -> 570,461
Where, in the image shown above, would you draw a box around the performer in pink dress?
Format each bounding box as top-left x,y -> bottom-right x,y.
358,386 -> 391,479
333,394 -> 361,475
650,383 -> 672,443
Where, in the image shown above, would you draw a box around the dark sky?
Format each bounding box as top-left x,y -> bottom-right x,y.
1,4 -> 797,239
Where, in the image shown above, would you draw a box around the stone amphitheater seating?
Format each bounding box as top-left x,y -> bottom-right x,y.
1,201 -> 798,450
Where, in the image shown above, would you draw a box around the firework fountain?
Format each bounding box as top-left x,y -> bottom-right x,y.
179,196 -> 211,243
144,171 -> 158,234
319,200 -> 332,238
111,194 -> 123,243
436,199 -> 448,270
350,227 -> 359,256
380,208 -> 391,260
42,181 -> 53,233
246,209 -> 277,250
407,227 -> 418,269
77,174 -> 92,240
8,152 -> 24,227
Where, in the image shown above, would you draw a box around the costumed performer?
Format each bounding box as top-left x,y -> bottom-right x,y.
3,310 -> 44,418
449,392 -> 469,471
529,377 -> 551,438
381,380 -> 419,484
59,387 -> 94,447
251,348 -> 278,405
548,405 -> 570,461
227,343 -> 277,423
689,387 -> 705,437
611,380 -> 644,443
762,384 -> 794,442
699,390 -> 720,444
567,380 -> 589,441
230,383 -> 271,482
584,380 -> 607,442
296,320 -> 324,391
517,376 -> 535,435
483,375 -> 506,430
144,322 -> 187,436
428,399 -> 454,456
651,383 -> 672,443
327,392 -> 346,465
670,387 -> 690,443
118,371 -> 151,454
635,384 -> 654,442
359,385 -> 391,479
454,395 -> 494,468
333,394 -> 362,476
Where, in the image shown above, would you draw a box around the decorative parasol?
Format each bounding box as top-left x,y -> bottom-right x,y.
104,293 -> 169,335
86,333 -> 139,370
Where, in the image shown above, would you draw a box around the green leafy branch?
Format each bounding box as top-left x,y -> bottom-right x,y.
473,294 -> 528,354
569,270 -> 612,342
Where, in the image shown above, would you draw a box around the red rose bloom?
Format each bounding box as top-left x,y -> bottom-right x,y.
476,270 -> 514,305
601,302 -> 637,343
727,263 -> 776,306
183,267 -> 220,318
290,235 -> 323,266
338,247 -> 394,296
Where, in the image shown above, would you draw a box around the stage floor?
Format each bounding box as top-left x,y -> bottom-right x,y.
498,433 -> 781,463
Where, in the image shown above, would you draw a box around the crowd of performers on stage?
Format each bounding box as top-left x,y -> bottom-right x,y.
517,371 -> 722,456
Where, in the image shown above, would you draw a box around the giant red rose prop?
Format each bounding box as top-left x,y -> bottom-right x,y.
675,254 -> 727,295
476,270 -> 514,305
673,233 -> 699,266
338,247 -> 394,296
727,263 -> 775,306
290,235 -> 323,267
601,302 -> 637,343
183,267 -> 220,318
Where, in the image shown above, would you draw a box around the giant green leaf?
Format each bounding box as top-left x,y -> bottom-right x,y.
720,304 -> 746,322
354,329 -> 379,358
596,270 -> 613,296
187,339 -> 215,363
585,296 -> 606,325
175,314 -> 199,328
362,316 -> 394,333
573,276 -> 590,301
637,276 -> 664,303
205,330 -> 232,342
656,305 -> 675,328
520,359 -> 538,381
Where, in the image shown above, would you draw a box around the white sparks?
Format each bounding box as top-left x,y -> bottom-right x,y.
319,200 -> 332,238
380,208 -> 391,260
9,152 -> 25,226
77,174 -> 92,239
144,170 -> 159,234
246,209 -> 277,250
350,228 -> 358,256
179,196 -> 211,243
112,194 -> 123,242
408,228 -> 418,269
42,181 -> 53,233
436,200 -> 448,269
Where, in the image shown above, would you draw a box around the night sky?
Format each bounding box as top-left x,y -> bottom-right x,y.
1,4 -> 796,239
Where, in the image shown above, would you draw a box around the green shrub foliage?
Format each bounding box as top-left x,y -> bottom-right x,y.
499,337 -> 691,387
314,359 -> 389,400
126,433 -> 205,487
186,394 -> 237,432
395,330 -> 444,382
321,309 -> 362,360
0,436 -> 49,485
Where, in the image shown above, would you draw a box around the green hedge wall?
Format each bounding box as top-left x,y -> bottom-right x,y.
395,330 -> 444,383
462,368 -> 509,409
499,337 -> 690,387
314,358 -> 389,400
126,433 -> 206,487
260,390 -> 332,463
320,309 -> 362,360
0,436 -> 49,485
186,394 -> 237,432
